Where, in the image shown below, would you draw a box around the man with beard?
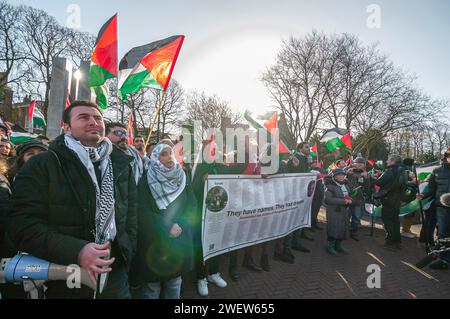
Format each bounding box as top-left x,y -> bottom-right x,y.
133,136 -> 146,159
106,123 -> 144,186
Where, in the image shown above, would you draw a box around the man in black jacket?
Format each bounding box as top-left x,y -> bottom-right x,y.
7,101 -> 138,298
418,151 -> 450,269
375,154 -> 403,251
310,157 -> 325,231
286,142 -> 312,252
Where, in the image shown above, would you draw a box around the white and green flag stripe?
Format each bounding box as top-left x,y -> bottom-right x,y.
118,64 -> 162,100
32,107 -> 46,127
320,128 -> 348,152
10,132 -> 38,144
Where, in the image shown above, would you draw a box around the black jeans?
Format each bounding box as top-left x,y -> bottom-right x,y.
311,193 -> 324,226
196,256 -> 220,279
381,202 -> 401,244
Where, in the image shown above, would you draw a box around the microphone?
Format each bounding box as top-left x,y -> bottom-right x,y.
2,254 -> 95,290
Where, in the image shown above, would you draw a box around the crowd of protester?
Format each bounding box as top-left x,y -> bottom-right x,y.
0,100 -> 448,299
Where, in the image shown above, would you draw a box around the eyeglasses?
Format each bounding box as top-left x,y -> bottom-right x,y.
113,130 -> 128,138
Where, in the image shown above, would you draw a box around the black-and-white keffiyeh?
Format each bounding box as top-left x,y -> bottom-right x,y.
125,146 -> 144,185
147,144 -> 186,210
65,134 -> 116,244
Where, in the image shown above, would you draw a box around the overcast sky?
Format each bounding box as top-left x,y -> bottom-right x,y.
8,0 -> 450,116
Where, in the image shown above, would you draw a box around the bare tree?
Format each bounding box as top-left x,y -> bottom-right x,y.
262,32 -> 340,143
67,31 -> 96,68
0,1 -> 27,88
184,91 -> 241,137
324,34 -> 402,130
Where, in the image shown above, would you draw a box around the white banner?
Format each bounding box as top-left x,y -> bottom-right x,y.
202,173 -> 317,261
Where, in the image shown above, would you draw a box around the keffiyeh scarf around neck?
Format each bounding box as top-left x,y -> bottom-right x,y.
64,134 -> 116,244
125,146 -> 144,185
147,144 -> 186,210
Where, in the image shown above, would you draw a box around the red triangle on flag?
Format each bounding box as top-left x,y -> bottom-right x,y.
263,112 -> 278,131
263,112 -> 289,153
341,131 -> 352,151
311,144 -> 318,156
28,100 -> 36,126
91,14 -> 118,76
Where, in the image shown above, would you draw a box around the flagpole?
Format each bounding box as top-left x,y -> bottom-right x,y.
145,90 -> 167,150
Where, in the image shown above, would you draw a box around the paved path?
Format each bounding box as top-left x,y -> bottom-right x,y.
182,211 -> 450,299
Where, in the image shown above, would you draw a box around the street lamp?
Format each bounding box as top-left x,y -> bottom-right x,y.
74,69 -> 82,100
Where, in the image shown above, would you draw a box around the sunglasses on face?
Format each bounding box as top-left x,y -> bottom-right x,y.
113,130 -> 128,138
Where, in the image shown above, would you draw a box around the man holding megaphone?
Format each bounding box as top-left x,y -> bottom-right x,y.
7,101 -> 138,298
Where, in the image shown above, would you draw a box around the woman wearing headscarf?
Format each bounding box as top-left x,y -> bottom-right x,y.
324,169 -> 353,255
131,144 -> 197,299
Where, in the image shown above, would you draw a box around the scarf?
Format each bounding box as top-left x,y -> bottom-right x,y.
334,180 -> 349,197
65,134 -> 116,244
147,144 -> 186,210
125,146 -> 144,185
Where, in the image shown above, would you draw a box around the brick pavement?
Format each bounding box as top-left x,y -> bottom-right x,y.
181,211 -> 450,299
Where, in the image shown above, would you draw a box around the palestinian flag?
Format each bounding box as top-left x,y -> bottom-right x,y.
310,144 -> 318,157
88,14 -> 118,109
0,115 -> 11,137
118,35 -> 185,100
28,100 -> 46,128
10,131 -> 38,144
244,111 -> 290,155
417,164 -> 439,183
320,128 -> 352,153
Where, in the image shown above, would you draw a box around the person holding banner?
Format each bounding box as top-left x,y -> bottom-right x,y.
310,157 -> 325,231
192,146 -> 229,296
324,169 -> 352,255
287,142 -> 313,252
131,144 -> 197,299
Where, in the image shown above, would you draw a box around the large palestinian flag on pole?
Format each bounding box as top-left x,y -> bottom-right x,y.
88,14 -> 118,109
118,35 -> 185,100
320,128 -> 352,153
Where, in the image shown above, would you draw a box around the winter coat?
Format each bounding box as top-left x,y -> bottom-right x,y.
130,173 -> 197,284
287,152 -> 310,173
422,162 -> 450,208
324,178 -> 350,240
7,134 -> 138,297
375,164 -> 402,208
346,169 -> 370,205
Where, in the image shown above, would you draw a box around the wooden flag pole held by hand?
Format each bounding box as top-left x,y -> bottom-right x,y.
145,90 -> 167,149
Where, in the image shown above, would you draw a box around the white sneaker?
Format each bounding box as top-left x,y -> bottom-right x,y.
197,278 -> 209,297
401,231 -> 416,239
207,273 -> 228,288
